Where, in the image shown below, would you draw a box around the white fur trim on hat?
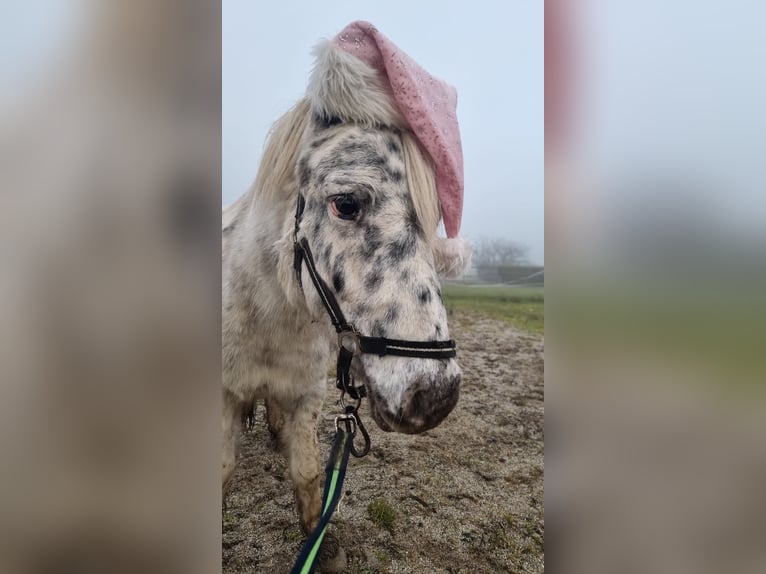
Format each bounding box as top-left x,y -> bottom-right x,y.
433,237 -> 472,278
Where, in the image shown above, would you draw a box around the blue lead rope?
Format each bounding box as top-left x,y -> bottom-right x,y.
290,427 -> 353,574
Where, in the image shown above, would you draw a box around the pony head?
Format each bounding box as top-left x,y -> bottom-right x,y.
264,37 -> 469,433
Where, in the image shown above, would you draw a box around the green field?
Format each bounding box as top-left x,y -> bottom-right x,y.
442,283 -> 544,335
556,283 -> 766,390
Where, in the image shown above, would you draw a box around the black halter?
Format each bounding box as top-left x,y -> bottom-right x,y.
292,194 -> 457,405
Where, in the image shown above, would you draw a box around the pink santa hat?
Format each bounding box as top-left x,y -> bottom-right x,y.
308,21 -> 471,277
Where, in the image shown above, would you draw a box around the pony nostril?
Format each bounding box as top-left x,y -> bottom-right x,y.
404,388 -> 429,418
401,375 -> 460,431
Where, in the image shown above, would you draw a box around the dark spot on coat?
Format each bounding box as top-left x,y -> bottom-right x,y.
406,207 -> 423,238
435,324 -> 442,336
353,303 -> 371,316
371,320 -> 386,338
418,287 -> 432,304
374,191 -> 391,208
436,287 -> 444,304
384,305 -> 399,324
387,137 -> 401,155
374,254 -> 386,268
367,155 -> 387,169
362,225 -> 383,259
364,270 -> 383,292
332,254 -> 346,278
306,196 -> 323,213
338,140 -> 375,157
323,244 -> 332,262
223,223 -> 235,235
317,136 -> 390,177
335,140 -> 387,170
399,268 -> 411,283
388,169 -> 403,183
298,156 -> 311,188
364,224 -> 382,243
388,232 -> 416,261
317,153 -> 364,174
332,270 -> 345,293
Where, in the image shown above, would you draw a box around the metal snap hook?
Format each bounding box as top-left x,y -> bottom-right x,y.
334,414 -> 356,434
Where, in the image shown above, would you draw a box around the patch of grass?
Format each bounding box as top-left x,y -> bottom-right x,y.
367,498 -> 397,533
442,283 -> 544,334
486,521 -> 515,551
222,515 -> 237,532
472,512 -> 544,569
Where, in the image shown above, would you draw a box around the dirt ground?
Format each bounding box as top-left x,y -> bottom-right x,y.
223,309 -> 544,573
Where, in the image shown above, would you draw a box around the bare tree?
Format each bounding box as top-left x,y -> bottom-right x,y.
472,237 -> 530,267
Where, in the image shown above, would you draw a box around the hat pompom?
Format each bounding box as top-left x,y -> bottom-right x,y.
433,237 -> 472,278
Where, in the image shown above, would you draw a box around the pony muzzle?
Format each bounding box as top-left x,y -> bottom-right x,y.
368,372 -> 461,434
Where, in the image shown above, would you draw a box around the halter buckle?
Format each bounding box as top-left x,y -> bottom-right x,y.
338,328 -> 361,354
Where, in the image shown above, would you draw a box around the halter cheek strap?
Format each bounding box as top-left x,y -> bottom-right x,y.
292,193 -> 457,403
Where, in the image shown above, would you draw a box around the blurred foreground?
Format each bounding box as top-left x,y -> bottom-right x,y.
546,1 -> 766,573
0,2 -> 221,573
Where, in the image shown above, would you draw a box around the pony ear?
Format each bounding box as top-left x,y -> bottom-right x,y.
433,236 -> 472,278
307,41 -> 404,128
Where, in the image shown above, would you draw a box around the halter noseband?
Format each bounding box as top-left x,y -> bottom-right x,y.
292,193 -> 457,404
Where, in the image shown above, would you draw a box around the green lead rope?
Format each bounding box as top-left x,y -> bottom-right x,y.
290,428 -> 353,574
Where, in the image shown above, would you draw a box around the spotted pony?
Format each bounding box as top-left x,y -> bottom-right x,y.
222,35 -> 468,569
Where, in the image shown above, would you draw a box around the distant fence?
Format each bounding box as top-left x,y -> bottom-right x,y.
455,265 -> 544,286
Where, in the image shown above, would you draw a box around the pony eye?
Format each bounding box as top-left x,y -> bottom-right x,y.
331,195 -> 360,220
